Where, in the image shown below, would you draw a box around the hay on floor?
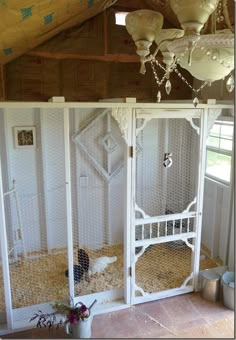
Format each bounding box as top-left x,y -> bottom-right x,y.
0,244 -> 123,310
135,242 -> 221,294
0,243 -> 220,311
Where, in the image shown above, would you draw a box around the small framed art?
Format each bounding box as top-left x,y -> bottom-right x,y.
14,126 -> 36,149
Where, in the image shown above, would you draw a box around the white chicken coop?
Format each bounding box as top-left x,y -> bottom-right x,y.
0,98 -> 233,330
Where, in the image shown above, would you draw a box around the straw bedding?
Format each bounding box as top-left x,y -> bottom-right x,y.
0,243 -> 220,311
135,242 -> 223,293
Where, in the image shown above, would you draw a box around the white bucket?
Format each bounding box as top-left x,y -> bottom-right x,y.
222,271 -> 234,311
200,271 -> 221,302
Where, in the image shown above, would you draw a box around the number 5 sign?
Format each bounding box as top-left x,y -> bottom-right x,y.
163,153 -> 173,168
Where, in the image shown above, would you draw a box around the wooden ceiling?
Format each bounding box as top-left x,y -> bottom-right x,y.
113,0 -> 234,31
0,0 -> 234,66
0,0 -> 117,65
2,0 -> 234,102
113,0 -> 180,27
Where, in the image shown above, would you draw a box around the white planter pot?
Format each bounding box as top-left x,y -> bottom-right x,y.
65,315 -> 93,339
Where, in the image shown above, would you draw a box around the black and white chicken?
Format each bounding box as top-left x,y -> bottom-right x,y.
89,256 -> 117,275
78,248 -> 90,281
65,249 -> 117,281
65,264 -> 84,283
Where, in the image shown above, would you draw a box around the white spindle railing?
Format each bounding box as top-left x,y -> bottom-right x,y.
136,214 -> 197,241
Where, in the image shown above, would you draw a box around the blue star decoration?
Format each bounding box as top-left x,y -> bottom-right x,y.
44,13 -> 54,25
3,47 -> 13,55
20,6 -> 34,20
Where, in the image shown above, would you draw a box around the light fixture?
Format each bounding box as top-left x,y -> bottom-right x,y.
125,0 -> 234,105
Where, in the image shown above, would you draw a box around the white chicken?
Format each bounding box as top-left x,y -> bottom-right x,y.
89,256 -> 117,275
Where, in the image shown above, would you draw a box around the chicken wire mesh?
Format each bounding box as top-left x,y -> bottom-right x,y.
0,107 -> 127,320
135,236 -> 223,296
134,117 -> 199,293
135,241 -> 194,294
133,116 -> 221,294
135,118 -> 199,217
70,108 -> 125,297
0,109 -> 70,318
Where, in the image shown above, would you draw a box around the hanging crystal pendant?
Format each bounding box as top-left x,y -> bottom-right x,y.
226,74 -> 234,93
193,97 -> 199,107
165,80 -> 172,95
157,91 -> 161,103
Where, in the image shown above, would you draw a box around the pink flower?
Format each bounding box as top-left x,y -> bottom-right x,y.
67,308 -> 79,324
80,304 -> 87,314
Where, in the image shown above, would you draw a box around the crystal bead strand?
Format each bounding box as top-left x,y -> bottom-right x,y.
151,60 -> 173,102
151,60 -> 170,87
173,68 -> 208,107
173,68 -> 208,93
150,60 -> 162,102
216,0 -> 225,23
150,43 -> 220,105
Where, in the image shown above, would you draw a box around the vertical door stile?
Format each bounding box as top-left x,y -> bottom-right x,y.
124,105 -> 134,306
130,108 -> 137,305
193,108 -> 208,290
64,108 -> 75,303
0,155 -> 13,329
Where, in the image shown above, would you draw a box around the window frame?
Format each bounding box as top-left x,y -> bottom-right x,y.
205,118 -> 234,185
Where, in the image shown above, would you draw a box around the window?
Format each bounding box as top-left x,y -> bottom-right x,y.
206,119 -> 234,184
115,12 -> 128,26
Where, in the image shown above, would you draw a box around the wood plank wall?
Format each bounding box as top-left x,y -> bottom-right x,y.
4,8 -> 193,102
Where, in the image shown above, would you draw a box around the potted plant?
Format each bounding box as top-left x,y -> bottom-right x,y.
30,298 -> 97,338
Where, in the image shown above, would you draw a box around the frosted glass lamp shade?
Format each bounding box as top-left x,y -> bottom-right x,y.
155,29 -> 184,52
170,0 -> 220,35
168,31 -> 234,82
125,9 -> 163,57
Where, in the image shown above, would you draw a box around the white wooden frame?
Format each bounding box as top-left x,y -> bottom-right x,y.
0,156 -> 13,330
0,99 -> 233,334
130,108 -> 204,305
72,109 -> 125,182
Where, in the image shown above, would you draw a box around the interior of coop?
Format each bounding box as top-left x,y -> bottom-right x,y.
0,108 -> 125,253
0,0 -> 234,328
0,105 -> 233,317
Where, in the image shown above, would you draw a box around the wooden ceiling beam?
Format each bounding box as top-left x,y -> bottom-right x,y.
103,10 -> 108,55
27,51 -> 141,63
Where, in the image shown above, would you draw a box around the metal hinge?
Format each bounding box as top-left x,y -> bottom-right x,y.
128,267 -> 132,277
129,146 -> 134,158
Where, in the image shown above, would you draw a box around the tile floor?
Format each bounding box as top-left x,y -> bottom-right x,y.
2,292 -> 235,339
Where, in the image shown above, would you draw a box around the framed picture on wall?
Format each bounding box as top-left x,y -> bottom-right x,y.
14,126 -> 36,149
